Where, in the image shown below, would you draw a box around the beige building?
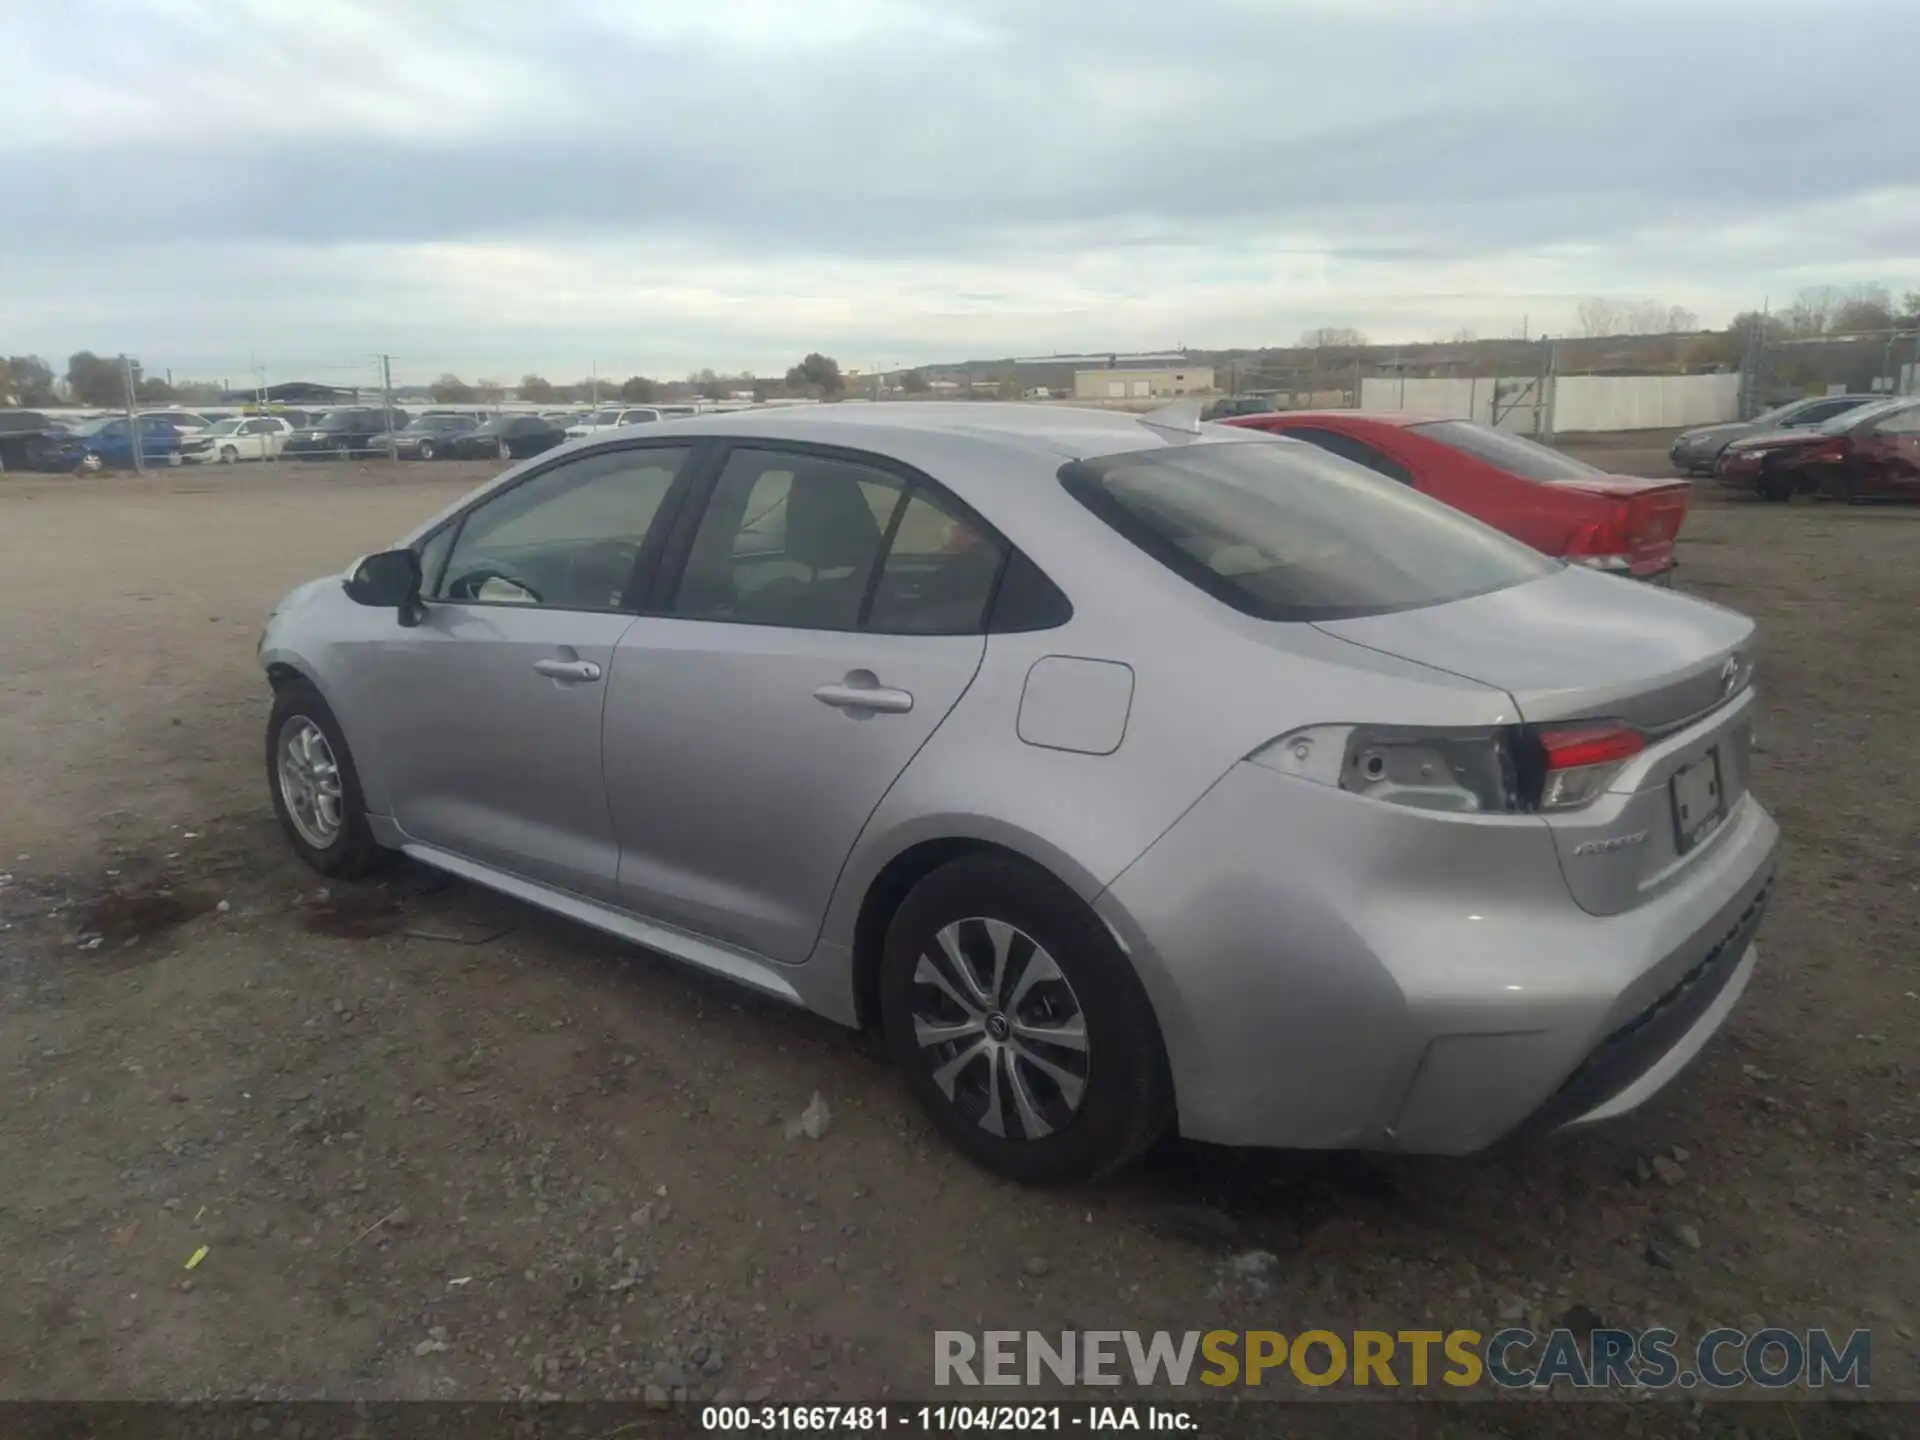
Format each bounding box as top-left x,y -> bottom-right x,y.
1073,366 -> 1215,401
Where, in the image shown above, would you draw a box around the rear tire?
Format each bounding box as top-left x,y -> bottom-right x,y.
265,680 -> 386,878
878,855 -> 1173,1184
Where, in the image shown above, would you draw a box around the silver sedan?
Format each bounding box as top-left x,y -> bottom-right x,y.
258,403 -> 1776,1182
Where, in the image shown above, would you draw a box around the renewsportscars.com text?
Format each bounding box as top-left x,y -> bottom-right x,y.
934,1327 -> 1871,1391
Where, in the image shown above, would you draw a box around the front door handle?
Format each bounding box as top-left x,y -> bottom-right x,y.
814,675 -> 914,715
534,658 -> 602,683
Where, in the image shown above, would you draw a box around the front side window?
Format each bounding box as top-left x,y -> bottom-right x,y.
1408,419 -> 1602,483
436,445 -> 693,611
1061,438 -> 1554,622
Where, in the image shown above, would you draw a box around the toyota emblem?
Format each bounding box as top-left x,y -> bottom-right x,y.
1720,656 -> 1741,695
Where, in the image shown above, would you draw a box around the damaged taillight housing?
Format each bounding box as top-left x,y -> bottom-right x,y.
1249,719 -> 1646,814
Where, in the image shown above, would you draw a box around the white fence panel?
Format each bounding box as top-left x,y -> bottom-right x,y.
1360,372 -> 1741,432
1551,374 -> 1739,432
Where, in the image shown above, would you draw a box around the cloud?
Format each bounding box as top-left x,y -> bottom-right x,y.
3,0 -> 1917,378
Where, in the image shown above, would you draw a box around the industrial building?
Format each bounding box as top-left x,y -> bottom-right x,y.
1072,364 -> 1215,401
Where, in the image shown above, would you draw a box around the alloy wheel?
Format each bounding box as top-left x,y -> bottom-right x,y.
277,717 -> 344,848
908,917 -> 1090,1140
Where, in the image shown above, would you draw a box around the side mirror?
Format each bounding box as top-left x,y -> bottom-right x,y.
343,548 -> 425,626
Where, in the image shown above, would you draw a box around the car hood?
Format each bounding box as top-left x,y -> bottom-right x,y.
1725,429 -> 1823,454
1676,421 -> 1749,444
1312,563 -> 1753,729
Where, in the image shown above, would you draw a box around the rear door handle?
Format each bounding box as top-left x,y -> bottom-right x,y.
534,658 -> 602,683
814,681 -> 914,715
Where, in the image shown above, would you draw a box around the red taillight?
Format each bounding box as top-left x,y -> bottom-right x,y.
1538,723 -> 1645,769
1528,722 -> 1645,809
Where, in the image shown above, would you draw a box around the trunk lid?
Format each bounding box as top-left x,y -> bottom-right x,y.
1315,565 -> 1758,915
1552,474 -> 1689,576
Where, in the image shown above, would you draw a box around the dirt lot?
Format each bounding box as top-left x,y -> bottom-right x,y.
1,437 -> 1915,1410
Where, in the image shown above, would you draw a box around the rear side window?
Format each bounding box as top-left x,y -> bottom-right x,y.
1060,439 -> 1554,622
1408,420 -> 1601,484
1276,425 -> 1414,485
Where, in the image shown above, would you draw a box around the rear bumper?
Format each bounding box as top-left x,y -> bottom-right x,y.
1095,760 -> 1778,1154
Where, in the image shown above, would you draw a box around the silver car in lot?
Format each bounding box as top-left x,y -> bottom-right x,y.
259,403 -> 1776,1182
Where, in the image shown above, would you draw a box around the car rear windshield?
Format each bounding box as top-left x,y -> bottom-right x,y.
1060,439 -> 1555,622
318,410 -> 378,430
1408,419 -> 1603,483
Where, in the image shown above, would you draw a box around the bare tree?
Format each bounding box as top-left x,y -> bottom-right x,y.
1578,298 -> 1699,337
1299,327 -> 1368,350
1784,283 -> 1892,337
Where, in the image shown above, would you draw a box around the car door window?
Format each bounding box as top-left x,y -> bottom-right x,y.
673,449 -> 906,630
436,445 -> 694,611
866,492 -> 1007,635
1280,425 -> 1415,484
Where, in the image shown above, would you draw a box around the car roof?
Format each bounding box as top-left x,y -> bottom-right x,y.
398,402 -> 1275,555
1247,410 -> 1444,428
594,401 -> 1270,466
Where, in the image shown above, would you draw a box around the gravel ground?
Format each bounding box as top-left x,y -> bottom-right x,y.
0,437 -> 1914,1410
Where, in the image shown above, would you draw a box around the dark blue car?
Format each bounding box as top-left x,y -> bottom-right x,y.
43,414 -> 186,471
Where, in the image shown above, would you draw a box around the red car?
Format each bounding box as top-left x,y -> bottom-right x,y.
1714,395 -> 1920,502
1225,411 -> 1690,581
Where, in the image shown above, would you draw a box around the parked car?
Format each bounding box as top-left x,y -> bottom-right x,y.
281,408 -> 413,459
1203,394 -> 1277,420
389,413 -> 479,460
1714,396 -> 1920,502
565,406 -> 665,439
448,413 -> 568,461
179,416 -> 293,464
138,409 -> 217,436
42,414 -> 188,470
1227,411 -> 1689,581
1669,394 -> 1881,475
257,403 -> 1775,1182
0,410 -> 69,471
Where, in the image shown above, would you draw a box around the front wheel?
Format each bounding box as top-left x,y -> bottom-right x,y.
265,680 -> 386,878
219,445 -> 238,464
416,440 -> 436,461
497,438 -> 512,461
878,855 -> 1172,1184
1758,469 -> 1794,503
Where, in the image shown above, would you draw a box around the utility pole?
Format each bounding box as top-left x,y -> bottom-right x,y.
123,355 -> 145,474
378,355 -> 398,462
591,362 -> 599,407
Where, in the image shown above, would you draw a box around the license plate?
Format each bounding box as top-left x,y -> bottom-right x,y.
1670,750 -> 1724,852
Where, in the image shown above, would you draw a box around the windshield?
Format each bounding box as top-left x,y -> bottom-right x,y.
70,417 -> 120,438
1060,439 -> 1554,622
588,409 -> 622,425
1818,398 -> 1903,434
318,410 -> 377,430
1409,419 -> 1604,483
206,419 -> 244,436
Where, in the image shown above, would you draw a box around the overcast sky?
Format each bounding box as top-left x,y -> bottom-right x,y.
4,0 -> 1917,388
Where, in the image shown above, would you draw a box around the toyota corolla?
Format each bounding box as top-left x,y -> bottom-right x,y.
258,403 -> 1776,1183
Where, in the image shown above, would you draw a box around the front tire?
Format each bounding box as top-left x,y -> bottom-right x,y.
1758,469 -> 1794,503
219,445 -> 238,464
265,680 -> 385,878
416,439 -> 436,461
497,438 -> 512,461
878,855 -> 1172,1184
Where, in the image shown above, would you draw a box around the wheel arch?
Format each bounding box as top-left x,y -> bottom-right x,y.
842,828 -> 1112,1032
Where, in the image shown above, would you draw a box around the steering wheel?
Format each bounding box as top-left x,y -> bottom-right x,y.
445,566 -> 544,604
563,540 -> 641,609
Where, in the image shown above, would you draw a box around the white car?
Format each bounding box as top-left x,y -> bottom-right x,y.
564,405 -> 672,439
178,416 -> 293,464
